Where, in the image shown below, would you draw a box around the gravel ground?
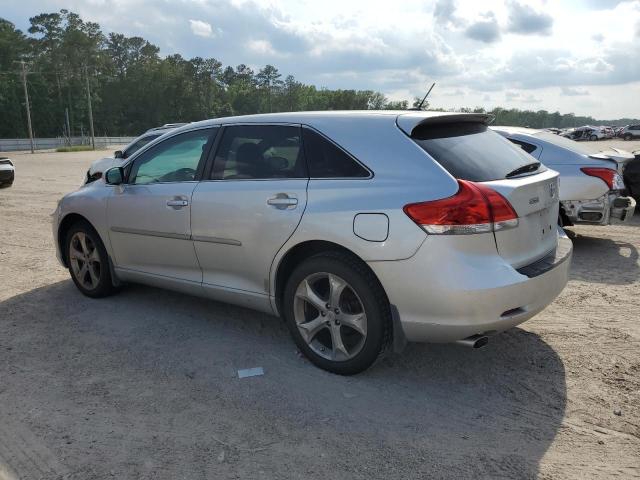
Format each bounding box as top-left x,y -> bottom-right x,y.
0,143 -> 639,479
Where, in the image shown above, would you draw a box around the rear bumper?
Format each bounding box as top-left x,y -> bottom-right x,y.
369,230 -> 572,343
562,192 -> 636,225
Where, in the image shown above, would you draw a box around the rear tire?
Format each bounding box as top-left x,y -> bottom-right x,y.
624,134 -> 632,141
283,251 -> 391,375
65,222 -> 117,298
590,134 -> 598,141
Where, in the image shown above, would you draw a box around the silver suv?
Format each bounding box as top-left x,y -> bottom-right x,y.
619,124 -> 640,141
53,112 -> 571,374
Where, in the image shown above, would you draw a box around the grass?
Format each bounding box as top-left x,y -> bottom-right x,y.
55,145 -> 97,152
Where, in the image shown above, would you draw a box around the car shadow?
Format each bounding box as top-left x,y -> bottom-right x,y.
566,230 -> 639,285
0,280 -> 566,479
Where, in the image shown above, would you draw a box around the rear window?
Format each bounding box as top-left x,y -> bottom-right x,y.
412,123 -> 543,181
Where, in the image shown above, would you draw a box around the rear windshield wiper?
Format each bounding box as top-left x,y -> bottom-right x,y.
505,162 -> 540,178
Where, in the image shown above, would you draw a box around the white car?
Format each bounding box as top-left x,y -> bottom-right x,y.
493,126 -> 636,225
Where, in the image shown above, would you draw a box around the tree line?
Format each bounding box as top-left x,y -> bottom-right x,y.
0,11 -> 636,139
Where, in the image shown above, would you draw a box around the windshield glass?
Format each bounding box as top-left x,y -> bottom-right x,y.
412,123 -> 544,181
533,131 -> 594,155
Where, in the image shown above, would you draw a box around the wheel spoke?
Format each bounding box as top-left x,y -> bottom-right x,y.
328,274 -> 347,308
88,264 -> 100,288
330,327 -> 350,361
340,313 -> 367,336
88,247 -> 100,262
69,246 -> 84,260
295,279 -> 326,311
297,314 -> 327,343
76,233 -> 87,255
78,263 -> 89,286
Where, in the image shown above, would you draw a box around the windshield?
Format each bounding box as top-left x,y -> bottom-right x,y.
412,122 -> 544,181
533,131 -> 594,155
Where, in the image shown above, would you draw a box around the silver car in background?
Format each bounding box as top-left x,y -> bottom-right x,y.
492,127 -> 636,226
53,111 -> 571,374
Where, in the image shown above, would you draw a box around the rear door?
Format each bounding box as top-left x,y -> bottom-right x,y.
191,124 -> 308,297
411,121 -> 559,268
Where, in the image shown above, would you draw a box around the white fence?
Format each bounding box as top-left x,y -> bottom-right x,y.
0,136 -> 136,152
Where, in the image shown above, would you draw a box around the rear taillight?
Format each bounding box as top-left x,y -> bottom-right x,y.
580,167 -> 624,190
403,180 -> 519,235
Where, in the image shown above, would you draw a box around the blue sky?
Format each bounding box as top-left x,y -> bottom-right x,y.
4,0 -> 640,118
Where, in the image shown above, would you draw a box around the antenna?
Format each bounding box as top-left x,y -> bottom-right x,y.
414,82 -> 435,111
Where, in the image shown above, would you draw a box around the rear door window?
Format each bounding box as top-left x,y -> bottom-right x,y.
211,125 -> 306,179
302,128 -> 370,178
411,123 -> 544,181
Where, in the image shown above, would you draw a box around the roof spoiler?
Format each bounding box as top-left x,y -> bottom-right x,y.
396,112 -> 493,136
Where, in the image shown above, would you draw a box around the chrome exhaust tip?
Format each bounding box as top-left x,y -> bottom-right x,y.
455,334 -> 489,349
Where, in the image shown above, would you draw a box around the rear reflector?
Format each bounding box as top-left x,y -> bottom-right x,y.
403,180 -> 518,235
580,167 -> 624,190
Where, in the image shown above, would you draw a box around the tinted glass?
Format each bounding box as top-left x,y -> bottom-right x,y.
129,129 -> 213,184
509,139 -> 537,154
412,123 -> 542,181
123,134 -> 161,158
302,128 -> 370,178
212,125 -> 305,179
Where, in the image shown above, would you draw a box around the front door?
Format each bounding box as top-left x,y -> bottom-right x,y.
107,127 -> 217,282
191,124 -> 308,299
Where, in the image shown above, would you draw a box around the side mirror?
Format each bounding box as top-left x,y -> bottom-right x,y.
105,166 -> 124,185
114,150 -> 124,159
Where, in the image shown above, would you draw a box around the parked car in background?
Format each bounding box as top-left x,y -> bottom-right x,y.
561,126 -> 607,141
53,111 -> 571,374
0,158 -> 15,187
601,127 -> 615,139
493,126 -> 636,226
86,123 -> 187,183
619,124 -> 640,141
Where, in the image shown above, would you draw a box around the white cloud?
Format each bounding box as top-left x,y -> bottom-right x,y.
189,19 -> 215,38
247,39 -> 278,55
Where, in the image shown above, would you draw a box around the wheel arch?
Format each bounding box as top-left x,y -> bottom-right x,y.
57,213 -> 100,267
272,240 -> 390,316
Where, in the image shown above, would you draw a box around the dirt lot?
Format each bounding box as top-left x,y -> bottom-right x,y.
0,143 -> 639,479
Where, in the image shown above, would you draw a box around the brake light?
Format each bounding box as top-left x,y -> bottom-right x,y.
403,180 -> 519,235
580,167 -> 624,190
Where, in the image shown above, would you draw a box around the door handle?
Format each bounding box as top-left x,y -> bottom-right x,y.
267,194 -> 298,209
167,199 -> 189,207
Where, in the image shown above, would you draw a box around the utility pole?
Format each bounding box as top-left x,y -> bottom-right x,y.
64,108 -> 71,146
84,65 -> 95,150
19,61 -> 35,154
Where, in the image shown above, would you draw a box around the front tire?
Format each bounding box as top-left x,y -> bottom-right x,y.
283,251 -> 391,375
65,222 -> 116,298
624,134 -> 632,141
590,134 -> 598,141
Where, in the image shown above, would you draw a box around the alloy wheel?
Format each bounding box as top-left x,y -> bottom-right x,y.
293,272 -> 367,361
69,232 -> 101,290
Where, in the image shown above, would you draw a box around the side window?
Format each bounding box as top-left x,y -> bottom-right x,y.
129,129 -> 214,185
302,128 -> 370,178
509,139 -> 537,154
211,125 -> 305,180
